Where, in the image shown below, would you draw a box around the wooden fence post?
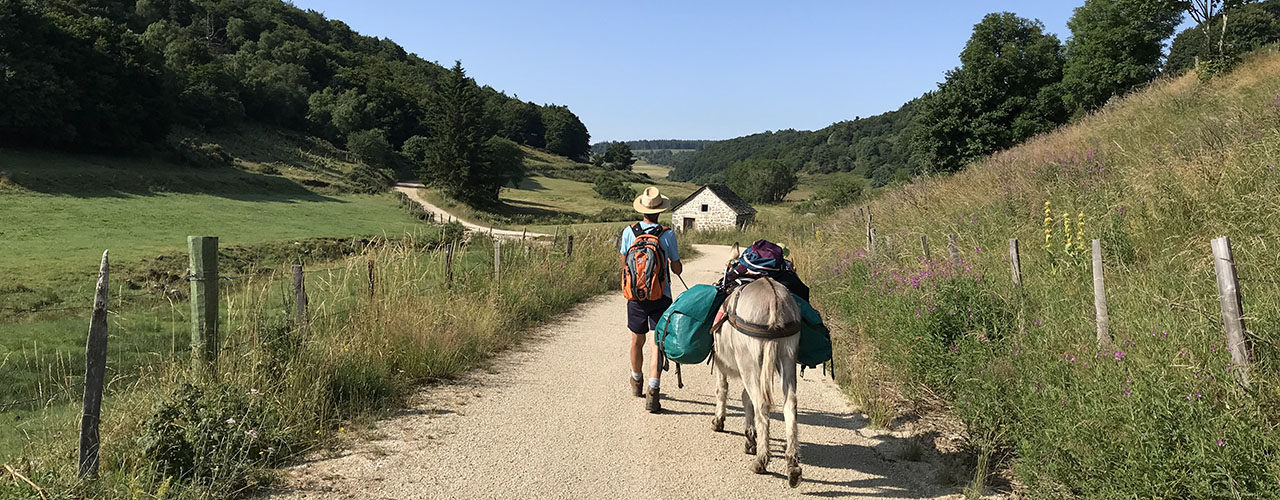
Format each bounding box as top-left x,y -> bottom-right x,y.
553,227 -> 560,249
920,235 -> 930,261
494,239 -> 502,283
446,243 -> 455,287
367,260 -> 375,299
1009,238 -> 1022,287
1211,236 -> 1251,387
566,235 -> 575,260
521,228 -> 526,242
292,265 -> 309,336
947,234 -> 960,263
79,250 -> 109,479
188,236 -> 218,373
883,234 -> 892,254
1091,239 -> 1111,348
865,207 -> 873,251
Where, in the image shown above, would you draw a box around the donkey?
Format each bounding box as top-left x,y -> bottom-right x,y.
711,277 -> 803,488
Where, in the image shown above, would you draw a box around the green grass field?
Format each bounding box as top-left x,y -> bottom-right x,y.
0,150 -> 427,313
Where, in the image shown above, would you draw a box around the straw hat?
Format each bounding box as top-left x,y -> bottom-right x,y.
632,186 -> 671,214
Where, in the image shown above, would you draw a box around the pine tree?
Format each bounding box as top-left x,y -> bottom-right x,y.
423,61 -> 486,202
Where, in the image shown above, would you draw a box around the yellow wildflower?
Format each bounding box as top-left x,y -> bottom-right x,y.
1076,212 -> 1086,253
1063,213 -> 1072,255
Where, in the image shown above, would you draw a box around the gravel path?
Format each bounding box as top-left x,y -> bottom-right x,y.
392,181 -> 550,239
267,245 -> 958,499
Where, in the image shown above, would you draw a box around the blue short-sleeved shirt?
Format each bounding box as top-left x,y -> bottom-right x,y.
619,221 -> 680,298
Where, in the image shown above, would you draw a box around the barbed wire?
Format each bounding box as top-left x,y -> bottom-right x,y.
4,265 -> 382,315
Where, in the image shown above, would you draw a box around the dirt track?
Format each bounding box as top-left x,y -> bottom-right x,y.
392,181 -> 549,239
267,245 -> 960,499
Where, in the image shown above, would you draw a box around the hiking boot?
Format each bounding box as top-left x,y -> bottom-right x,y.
645,387 -> 662,413
629,377 -> 643,398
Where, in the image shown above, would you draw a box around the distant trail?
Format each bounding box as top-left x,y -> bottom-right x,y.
266,245 -> 961,499
393,181 -> 550,239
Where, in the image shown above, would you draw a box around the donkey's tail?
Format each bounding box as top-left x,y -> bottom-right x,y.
760,339 -> 778,411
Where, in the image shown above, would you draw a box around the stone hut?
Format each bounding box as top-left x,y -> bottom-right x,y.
671,184 -> 757,232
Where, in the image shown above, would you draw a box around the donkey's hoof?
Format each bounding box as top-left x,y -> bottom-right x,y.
787,465 -> 803,488
751,455 -> 769,474
711,417 -> 724,432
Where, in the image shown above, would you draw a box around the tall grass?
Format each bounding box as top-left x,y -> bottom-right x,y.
0,231 -> 619,499
786,52 -> 1280,497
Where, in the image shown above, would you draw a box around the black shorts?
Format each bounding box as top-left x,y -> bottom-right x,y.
627,296 -> 673,334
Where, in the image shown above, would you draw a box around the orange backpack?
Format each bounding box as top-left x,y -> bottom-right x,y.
621,223 -> 670,301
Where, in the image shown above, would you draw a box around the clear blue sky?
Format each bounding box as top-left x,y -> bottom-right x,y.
294,0 -> 1188,143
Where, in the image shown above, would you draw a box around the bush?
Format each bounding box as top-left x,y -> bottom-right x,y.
346,163 -> 394,193
593,173 -> 636,202
174,138 -> 234,169
817,178 -> 864,207
346,128 -> 392,168
137,383 -> 292,495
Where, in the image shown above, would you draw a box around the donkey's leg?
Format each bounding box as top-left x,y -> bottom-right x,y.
749,370 -> 772,474
711,356 -> 729,432
741,388 -> 756,455
782,360 -> 802,487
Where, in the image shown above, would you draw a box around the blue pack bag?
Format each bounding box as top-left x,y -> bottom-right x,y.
655,284 -> 727,364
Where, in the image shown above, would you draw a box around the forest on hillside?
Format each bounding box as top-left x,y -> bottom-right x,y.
589,139 -> 710,154
673,0 -> 1280,187
0,0 -> 591,172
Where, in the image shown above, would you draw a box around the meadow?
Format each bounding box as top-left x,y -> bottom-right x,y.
781,53 -> 1280,497
0,150 -> 428,316
0,228 -> 624,499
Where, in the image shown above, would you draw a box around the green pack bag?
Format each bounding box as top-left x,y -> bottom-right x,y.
794,294 -> 832,368
655,284 -> 727,364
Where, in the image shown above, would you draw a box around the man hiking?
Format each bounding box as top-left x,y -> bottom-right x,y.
620,186 -> 682,413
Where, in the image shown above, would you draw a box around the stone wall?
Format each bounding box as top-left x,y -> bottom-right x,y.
673,189 -> 744,232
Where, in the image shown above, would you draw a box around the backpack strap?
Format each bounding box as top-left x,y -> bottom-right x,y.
633,223 -> 668,237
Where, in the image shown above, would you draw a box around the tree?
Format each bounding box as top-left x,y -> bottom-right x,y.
603,142 -> 635,170
593,173 -> 636,202
422,61 -> 486,202
912,13 -> 1067,172
542,105 -> 590,160
725,159 -> 797,203
1061,0 -> 1184,114
589,153 -> 607,168
1168,0 -> 1277,73
473,136 -> 526,203
347,128 -> 391,168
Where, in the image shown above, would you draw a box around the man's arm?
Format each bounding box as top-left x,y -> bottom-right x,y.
660,229 -> 682,275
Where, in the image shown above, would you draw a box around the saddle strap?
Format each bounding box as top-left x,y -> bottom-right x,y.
725,289 -> 801,339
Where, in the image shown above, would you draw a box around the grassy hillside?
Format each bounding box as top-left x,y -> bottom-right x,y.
791,52 -> 1280,497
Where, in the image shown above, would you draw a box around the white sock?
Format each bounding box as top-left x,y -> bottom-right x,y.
648,378 -> 660,390
631,371 -> 643,381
